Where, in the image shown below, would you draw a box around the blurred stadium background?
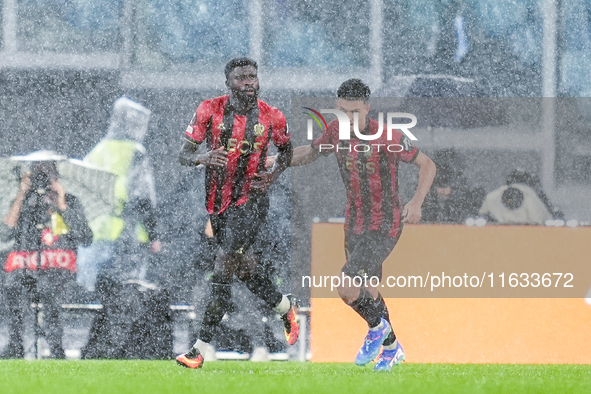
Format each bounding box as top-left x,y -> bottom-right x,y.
0,0 -> 590,364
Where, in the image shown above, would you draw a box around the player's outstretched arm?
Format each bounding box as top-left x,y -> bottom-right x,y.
290,144 -> 321,167
179,139 -> 228,167
265,143 -> 321,168
402,152 -> 437,224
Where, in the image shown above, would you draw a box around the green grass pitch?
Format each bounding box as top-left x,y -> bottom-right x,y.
1,360 -> 590,394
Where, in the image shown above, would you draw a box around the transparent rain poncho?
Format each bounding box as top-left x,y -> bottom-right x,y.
78,97 -> 158,290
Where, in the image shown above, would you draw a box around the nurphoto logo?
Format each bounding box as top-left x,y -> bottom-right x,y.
303,107 -> 418,140
303,107 -> 418,153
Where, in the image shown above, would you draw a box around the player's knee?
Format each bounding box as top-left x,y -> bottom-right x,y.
213,254 -> 238,279
338,285 -> 360,304
236,271 -> 255,286
217,247 -> 241,264
338,291 -> 355,304
235,270 -> 249,281
220,242 -> 251,260
215,248 -> 230,261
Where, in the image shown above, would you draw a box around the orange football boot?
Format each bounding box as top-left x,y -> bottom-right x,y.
176,347 -> 204,369
282,298 -> 299,346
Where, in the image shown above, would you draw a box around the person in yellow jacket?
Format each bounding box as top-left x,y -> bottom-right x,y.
78,97 -> 161,359
77,97 -> 160,289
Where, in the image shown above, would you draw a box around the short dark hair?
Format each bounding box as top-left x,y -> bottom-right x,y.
506,169 -> 537,188
337,79 -> 371,101
225,57 -> 258,79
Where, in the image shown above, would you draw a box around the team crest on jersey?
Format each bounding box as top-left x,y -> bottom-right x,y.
400,135 -> 414,152
218,123 -> 226,131
254,123 -> 265,136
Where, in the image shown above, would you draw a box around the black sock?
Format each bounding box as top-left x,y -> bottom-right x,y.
199,279 -> 232,343
375,293 -> 396,346
347,288 -> 382,328
239,273 -> 282,309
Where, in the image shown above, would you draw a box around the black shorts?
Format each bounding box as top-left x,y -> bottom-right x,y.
343,229 -> 400,280
210,194 -> 269,256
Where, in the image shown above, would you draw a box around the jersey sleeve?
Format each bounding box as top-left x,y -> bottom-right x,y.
185,101 -> 211,144
310,120 -> 337,155
391,131 -> 419,163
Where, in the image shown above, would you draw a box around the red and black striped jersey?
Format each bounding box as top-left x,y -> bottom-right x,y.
312,118 -> 419,237
185,95 -> 290,215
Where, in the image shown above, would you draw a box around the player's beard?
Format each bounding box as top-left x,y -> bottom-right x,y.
234,87 -> 258,108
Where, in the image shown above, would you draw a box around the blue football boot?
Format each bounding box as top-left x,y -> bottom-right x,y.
373,341 -> 405,371
354,318 -> 392,366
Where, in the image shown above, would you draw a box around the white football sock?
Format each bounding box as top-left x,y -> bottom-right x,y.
193,339 -> 209,352
383,339 -> 398,350
369,320 -> 384,331
274,295 -> 290,315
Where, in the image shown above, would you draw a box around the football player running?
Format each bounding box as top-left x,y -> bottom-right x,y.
288,79 -> 436,371
175,58 -> 298,369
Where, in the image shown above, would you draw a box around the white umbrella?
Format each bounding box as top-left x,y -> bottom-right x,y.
2,150 -> 117,222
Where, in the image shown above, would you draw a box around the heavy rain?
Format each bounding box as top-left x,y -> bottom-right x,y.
0,0 -> 590,391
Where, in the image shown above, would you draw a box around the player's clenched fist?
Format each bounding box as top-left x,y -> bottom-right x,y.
402,200 -> 422,224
